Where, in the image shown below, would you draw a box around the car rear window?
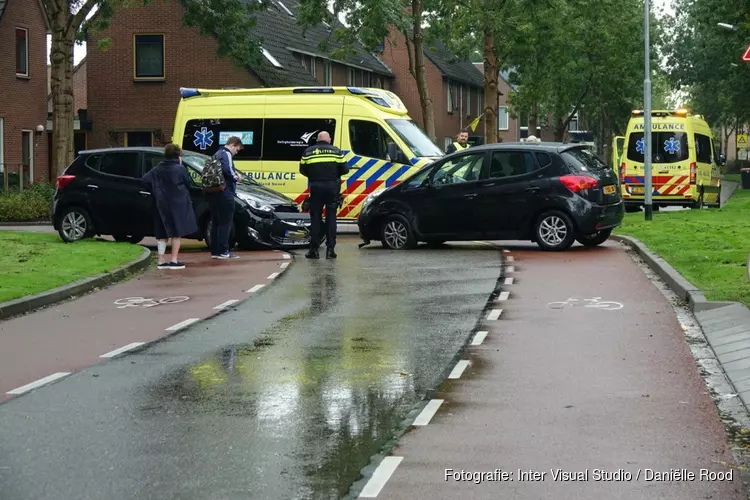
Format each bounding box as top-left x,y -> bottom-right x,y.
561,148 -> 608,172
626,132 -> 689,163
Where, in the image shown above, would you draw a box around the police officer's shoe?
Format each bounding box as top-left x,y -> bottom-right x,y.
306,249 -> 319,259
326,248 -> 337,259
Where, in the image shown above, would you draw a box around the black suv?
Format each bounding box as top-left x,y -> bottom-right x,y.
52,147 -> 313,250
357,143 -> 624,251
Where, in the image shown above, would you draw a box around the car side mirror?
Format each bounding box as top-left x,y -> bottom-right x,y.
719,154 -> 727,166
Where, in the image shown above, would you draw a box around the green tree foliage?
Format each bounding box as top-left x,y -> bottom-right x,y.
43,0 -> 264,173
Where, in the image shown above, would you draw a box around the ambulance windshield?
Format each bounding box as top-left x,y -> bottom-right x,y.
627,132 -> 689,163
387,119 -> 443,158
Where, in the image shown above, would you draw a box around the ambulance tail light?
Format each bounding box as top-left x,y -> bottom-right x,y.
689,162 -> 696,184
560,174 -> 599,193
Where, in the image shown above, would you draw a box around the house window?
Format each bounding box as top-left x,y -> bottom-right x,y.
125,131 -> 153,147
466,89 -> 471,116
477,92 -> 483,117
447,83 -> 454,113
498,106 -> 509,130
323,61 -> 332,85
16,28 -> 28,76
348,68 -> 356,86
262,47 -> 282,68
134,34 -> 165,79
310,57 -> 316,78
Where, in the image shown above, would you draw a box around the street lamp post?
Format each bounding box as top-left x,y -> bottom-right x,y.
644,0 -> 653,220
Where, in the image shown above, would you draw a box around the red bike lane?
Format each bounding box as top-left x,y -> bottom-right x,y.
0,248 -> 293,402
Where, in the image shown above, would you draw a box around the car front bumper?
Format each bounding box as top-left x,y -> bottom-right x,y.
239,209 -> 315,249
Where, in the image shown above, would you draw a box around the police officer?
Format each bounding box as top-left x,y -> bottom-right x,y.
446,130 -> 470,154
299,131 -> 349,259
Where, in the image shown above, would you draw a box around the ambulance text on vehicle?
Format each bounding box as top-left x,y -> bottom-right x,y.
172,87 -> 443,220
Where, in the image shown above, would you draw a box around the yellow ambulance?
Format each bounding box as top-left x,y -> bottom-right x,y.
619,108 -> 722,211
172,87 -> 443,220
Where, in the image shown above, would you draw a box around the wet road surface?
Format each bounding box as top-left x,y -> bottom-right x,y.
0,236 -> 502,500
376,241 -> 746,499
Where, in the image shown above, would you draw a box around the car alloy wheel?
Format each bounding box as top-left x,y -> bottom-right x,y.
383,220 -> 408,249
61,210 -> 88,242
538,215 -> 568,247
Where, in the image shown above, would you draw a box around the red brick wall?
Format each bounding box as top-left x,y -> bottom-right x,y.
85,0 -> 263,148
380,29 -> 483,149
73,59 -> 87,112
0,0 -> 50,183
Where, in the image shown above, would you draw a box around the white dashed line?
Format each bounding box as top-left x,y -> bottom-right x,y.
504,277 -> 514,285
358,456 -> 404,498
282,254 -> 291,260
213,299 -> 239,310
100,342 -> 145,358
413,399 -> 444,426
247,284 -> 265,293
448,360 -> 470,379
497,291 -> 510,301
487,309 -> 503,320
471,331 -> 488,346
165,318 -> 200,333
280,262 -> 290,270
267,272 -> 280,280
506,255 -> 515,262
506,266 -> 515,273
7,372 -> 71,395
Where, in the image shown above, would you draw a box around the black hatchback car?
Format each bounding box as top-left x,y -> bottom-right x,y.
52,147 -> 313,250
357,142 -> 624,251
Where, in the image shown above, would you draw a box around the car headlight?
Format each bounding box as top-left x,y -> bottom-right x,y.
362,189 -> 385,212
237,192 -> 273,213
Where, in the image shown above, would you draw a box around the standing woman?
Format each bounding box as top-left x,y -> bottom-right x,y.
142,143 -> 198,269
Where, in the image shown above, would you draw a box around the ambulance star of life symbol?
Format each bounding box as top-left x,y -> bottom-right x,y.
636,138 -> 645,154
664,136 -> 681,154
193,127 -> 214,150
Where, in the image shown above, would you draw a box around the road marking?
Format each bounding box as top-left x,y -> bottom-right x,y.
282,254 -> 291,260
448,360 -> 470,379
213,299 -> 239,310
487,309 -> 503,320
358,456 -> 404,498
247,284 -> 265,293
506,266 -> 515,273
497,291 -> 510,301
506,255 -> 515,262
165,318 -> 200,333
7,372 -> 70,395
280,262 -> 290,270
471,331 -> 488,345
504,277 -> 514,285
413,399 -> 444,426
267,272 -> 280,280
100,342 -> 145,358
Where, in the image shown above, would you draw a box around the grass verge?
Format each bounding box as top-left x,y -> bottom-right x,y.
615,190 -> 750,306
0,232 -> 144,303
724,173 -> 741,184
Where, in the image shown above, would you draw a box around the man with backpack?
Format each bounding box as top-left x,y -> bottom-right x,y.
202,136 -> 243,259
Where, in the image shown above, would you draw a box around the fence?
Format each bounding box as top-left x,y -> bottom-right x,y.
0,164 -> 32,192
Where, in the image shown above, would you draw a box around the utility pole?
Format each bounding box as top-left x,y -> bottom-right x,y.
643,0 -> 653,220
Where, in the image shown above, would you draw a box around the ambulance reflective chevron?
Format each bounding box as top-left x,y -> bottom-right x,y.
172,86 -> 444,220
619,108 -> 722,211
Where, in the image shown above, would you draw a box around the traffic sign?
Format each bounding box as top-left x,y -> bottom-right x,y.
743,45 -> 750,62
738,134 -> 748,148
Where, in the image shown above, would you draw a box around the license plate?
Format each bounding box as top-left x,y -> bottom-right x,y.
631,186 -> 645,194
603,185 -> 616,195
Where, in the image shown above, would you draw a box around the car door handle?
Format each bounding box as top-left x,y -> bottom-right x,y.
139,191 -> 151,196
86,184 -> 98,189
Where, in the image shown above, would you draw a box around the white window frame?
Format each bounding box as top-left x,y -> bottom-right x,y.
348,67 -> 356,86
324,61 -> 332,85
15,27 -> 29,77
477,92 -> 483,117
498,106 -> 509,130
466,89 -> 471,117
21,129 -> 33,187
447,83 -> 454,113
0,118 -> 4,173
277,0 -> 294,15
310,57 -> 316,77
261,47 -> 282,68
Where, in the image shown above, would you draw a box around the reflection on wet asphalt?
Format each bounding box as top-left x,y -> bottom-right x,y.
0,237 -> 501,500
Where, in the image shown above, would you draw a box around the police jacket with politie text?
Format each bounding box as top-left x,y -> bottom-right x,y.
299,141 -> 349,182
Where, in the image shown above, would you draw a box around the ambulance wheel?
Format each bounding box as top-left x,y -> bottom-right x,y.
691,190 -> 704,209
625,205 -> 641,213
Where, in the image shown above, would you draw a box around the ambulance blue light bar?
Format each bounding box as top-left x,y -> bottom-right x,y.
180,88 -> 201,98
292,87 -> 335,93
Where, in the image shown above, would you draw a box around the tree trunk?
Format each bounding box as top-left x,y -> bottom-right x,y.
49,10 -> 76,175
553,116 -> 565,142
528,103 -> 538,138
482,26 -> 497,144
408,0 -> 435,143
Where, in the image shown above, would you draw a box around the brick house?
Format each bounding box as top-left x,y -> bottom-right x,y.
0,0 -> 50,186
83,0 -> 393,149
380,32 -> 485,150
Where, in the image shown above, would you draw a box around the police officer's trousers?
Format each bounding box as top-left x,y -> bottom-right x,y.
309,180 -> 339,250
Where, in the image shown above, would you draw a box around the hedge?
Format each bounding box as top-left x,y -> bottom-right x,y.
0,182 -> 55,222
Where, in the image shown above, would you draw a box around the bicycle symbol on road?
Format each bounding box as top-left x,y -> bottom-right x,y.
113,296 -> 190,309
546,297 -> 623,311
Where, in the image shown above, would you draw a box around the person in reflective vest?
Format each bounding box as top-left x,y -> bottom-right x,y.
446,131 -> 470,154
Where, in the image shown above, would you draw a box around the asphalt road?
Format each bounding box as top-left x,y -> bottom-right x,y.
0,236 -> 502,500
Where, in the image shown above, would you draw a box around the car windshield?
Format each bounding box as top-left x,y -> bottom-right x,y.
182,151 -> 260,185
386,119 -> 443,158
562,148 -> 609,172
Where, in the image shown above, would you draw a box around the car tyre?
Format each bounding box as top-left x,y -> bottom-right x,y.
58,206 -> 93,243
534,210 -> 575,251
575,228 -> 612,247
380,214 -> 417,250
